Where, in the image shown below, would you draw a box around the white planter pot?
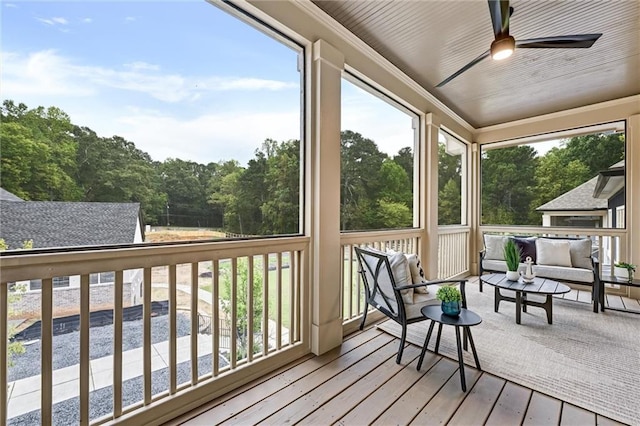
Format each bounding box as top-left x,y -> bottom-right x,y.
506,270 -> 520,281
614,266 -> 631,280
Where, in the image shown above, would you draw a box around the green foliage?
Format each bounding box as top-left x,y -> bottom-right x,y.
482,145 -> 538,225
435,285 -> 461,303
614,262 -> 636,272
503,239 -> 521,272
219,258 -> 264,359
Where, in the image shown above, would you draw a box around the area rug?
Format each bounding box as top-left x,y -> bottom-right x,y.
377,280 -> 640,425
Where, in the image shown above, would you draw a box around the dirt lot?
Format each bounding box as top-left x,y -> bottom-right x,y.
145,227 -> 226,243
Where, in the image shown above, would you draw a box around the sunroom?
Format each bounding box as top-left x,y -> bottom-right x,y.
1,0 -> 639,425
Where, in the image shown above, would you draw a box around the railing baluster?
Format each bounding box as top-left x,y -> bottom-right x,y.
247,256 -> 254,361
143,267 -> 152,404
113,270 -> 123,418
79,274 -> 90,426
41,277 -> 53,424
276,253 -> 282,350
291,251 -> 298,343
262,254 -> 269,356
1,282 -> 8,425
169,264 -> 177,393
230,258 -> 237,368
212,260 -> 219,376
190,262 -> 198,384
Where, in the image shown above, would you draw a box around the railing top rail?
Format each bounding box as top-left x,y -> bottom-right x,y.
437,226 -> 471,235
0,236 -> 310,283
339,228 -> 421,245
479,225 -> 627,238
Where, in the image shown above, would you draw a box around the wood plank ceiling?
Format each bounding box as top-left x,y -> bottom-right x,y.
311,0 -> 640,128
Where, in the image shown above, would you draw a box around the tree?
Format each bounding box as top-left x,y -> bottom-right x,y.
261,139 -> 300,234
481,145 -> 537,225
219,258 -> 264,359
340,130 -> 387,230
393,147 -> 413,179
438,143 -> 463,225
561,133 -> 625,176
1,239 -> 32,367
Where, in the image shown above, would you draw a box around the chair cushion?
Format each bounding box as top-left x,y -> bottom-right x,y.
533,265 -> 594,283
387,251 -> 413,304
536,238 -> 572,267
405,253 -> 428,294
405,291 -> 440,320
484,234 -> 506,260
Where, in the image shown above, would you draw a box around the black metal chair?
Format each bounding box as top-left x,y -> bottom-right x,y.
354,246 -> 467,364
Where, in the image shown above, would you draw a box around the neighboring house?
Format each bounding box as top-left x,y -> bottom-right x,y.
536,160 -> 625,228
536,161 -> 625,264
0,189 -> 145,318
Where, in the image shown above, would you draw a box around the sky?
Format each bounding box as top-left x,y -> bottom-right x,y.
1,0 -> 415,166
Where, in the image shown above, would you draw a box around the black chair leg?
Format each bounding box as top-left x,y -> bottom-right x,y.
359,303 -> 369,330
396,324 -> 407,364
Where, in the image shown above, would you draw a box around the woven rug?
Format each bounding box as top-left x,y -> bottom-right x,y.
377,280 -> 640,425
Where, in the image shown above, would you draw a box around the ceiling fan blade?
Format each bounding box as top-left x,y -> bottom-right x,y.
436,50 -> 491,88
516,33 -> 602,49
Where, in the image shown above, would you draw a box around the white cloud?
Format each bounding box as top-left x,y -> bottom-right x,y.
1,50 -> 298,104
82,18 -> 92,24
124,16 -> 136,22
4,3 -> 18,8
114,108 -> 300,164
37,16 -> 68,26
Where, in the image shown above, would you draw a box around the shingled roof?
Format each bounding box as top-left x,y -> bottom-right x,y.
0,201 -> 141,249
536,176 -> 608,212
0,188 -> 24,202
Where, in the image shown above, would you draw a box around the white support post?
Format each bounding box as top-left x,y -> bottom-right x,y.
422,113 -> 441,279
627,114 -> 639,299
311,39 -> 344,355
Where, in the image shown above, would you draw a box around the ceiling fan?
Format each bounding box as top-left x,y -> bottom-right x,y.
435,0 -> 602,88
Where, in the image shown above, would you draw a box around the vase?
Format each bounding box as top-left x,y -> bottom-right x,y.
441,301 -> 461,317
506,270 -> 520,281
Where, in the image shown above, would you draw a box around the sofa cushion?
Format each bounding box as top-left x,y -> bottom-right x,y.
569,238 -> 593,270
512,236 -> 537,263
533,265 -> 594,284
484,234 -> 507,260
536,239 -> 572,267
405,253 -> 428,293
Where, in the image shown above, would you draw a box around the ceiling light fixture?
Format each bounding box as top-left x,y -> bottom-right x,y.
490,35 -> 516,60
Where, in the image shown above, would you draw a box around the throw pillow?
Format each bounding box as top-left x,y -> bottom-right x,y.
484,234 -> 507,260
512,236 -> 537,263
569,238 -> 593,270
405,253 -> 428,294
387,251 -> 414,304
536,239 -> 572,267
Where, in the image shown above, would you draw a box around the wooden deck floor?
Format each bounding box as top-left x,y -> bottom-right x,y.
173,318 -> 627,426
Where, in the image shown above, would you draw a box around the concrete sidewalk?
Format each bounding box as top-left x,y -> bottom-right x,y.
7,335 -> 214,419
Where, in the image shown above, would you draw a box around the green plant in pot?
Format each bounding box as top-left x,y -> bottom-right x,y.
436,285 -> 462,317
614,262 -> 636,282
503,238 -> 522,281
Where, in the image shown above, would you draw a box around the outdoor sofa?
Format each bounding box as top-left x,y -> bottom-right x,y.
479,234 -> 600,312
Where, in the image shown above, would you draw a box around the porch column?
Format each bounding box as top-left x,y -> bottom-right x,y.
628,114 -> 639,299
311,39 -> 344,355
421,113 -> 441,279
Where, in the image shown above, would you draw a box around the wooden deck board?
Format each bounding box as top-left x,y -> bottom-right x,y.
176,314 -> 626,426
560,403 -> 596,425
485,381 -> 532,426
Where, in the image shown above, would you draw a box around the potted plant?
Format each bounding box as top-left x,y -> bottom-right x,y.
614,262 -> 636,282
503,238 -> 522,281
436,285 -> 462,317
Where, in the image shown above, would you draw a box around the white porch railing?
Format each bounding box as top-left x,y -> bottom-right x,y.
1,236 -> 308,425
437,226 -> 471,279
479,225 -> 628,271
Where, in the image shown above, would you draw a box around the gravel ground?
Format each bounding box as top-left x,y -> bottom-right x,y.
8,313 -> 228,425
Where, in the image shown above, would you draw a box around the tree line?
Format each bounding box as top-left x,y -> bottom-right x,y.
1,100 -> 623,234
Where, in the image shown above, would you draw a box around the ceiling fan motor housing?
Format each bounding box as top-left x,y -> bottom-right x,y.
491,35 -> 516,60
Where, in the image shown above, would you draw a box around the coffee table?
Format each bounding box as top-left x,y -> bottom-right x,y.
480,273 -> 570,324
599,274 -> 640,314
417,305 -> 481,392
